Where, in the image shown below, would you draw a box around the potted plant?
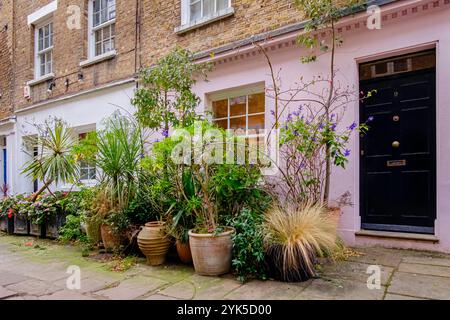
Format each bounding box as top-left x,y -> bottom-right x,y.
263,202 -> 339,282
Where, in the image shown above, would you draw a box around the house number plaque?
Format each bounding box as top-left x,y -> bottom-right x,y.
387,160 -> 407,167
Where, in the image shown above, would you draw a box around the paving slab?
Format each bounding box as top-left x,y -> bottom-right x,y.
145,294 -> 180,300
296,278 -> 385,300
39,290 -> 96,300
5,279 -> 64,297
94,276 -> 168,300
224,280 -> 308,300
384,294 -> 428,300
319,261 -> 394,286
0,286 -> 18,299
401,256 -> 450,268
348,247 -> 403,268
0,271 -> 29,286
398,263 -> 450,278
158,274 -> 242,300
388,272 -> 450,300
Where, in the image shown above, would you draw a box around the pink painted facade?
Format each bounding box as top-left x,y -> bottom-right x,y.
194,0 -> 450,252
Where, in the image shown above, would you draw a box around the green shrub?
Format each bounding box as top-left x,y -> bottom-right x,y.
59,214 -> 88,244
230,208 -> 267,283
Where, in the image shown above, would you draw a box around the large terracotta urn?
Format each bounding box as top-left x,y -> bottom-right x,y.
137,222 -> 171,266
189,228 -> 234,276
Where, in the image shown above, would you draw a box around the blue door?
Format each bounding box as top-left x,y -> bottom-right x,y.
3,149 -> 6,185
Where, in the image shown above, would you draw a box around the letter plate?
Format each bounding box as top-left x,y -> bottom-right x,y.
387,160 -> 406,167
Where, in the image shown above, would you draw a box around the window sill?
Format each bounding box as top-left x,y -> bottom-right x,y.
80,50 -> 117,68
175,7 -> 235,34
26,73 -> 55,86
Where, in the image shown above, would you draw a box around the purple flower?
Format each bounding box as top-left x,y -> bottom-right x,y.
287,113 -> 293,122
330,114 -> 336,122
270,110 -> 276,117
330,123 -> 337,132
344,149 -> 351,157
318,122 -> 325,130
367,116 -> 374,123
293,130 -> 299,137
162,129 -> 169,138
348,122 -> 357,131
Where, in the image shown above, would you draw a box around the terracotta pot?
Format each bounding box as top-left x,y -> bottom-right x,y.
100,224 -> 123,251
176,240 -> 192,264
189,228 -> 234,276
137,222 -> 171,266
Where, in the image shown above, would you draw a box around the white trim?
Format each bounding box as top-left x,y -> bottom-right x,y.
26,73 -> 55,87
175,3 -> 234,34
15,77 -> 135,114
27,1 -> 58,26
80,50 -> 117,67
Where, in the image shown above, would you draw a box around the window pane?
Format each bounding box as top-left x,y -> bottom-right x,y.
214,119 -> 228,130
38,37 -> 43,52
40,62 -> 46,77
94,0 -> 100,13
95,42 -> 102,56
216,0 -> 228,11
190,1 -> 201,21
212,99 -> 228,119
248,93 -> 265,114
248,114 -> 265,130
230,96 -> 246,117
95,29 -> 103,42
203,0 -> 214,16
230,117 -> 246,130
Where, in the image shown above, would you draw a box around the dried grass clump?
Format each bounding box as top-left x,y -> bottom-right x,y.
264,202 -> 339,282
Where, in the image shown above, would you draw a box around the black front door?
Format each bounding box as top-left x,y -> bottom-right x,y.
360,68 -> 436,234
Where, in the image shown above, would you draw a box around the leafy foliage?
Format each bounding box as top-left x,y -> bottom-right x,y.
230,208 -> 267,283
21,118 -> 78,201
133,47 -> 211,132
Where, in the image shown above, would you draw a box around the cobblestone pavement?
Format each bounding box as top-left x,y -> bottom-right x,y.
1,234 -> 450,300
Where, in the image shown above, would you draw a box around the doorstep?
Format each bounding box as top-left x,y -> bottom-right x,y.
356,229 -> 439,243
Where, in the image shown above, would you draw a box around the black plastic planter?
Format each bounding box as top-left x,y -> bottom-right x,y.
0,216 -> 7,233
30,222 -> 46,238
13,214 -> 29,236
46,213 -> 66,239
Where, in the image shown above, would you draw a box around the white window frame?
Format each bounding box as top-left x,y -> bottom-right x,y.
176,0 -> 234,34
77,131 -> 97,184
209,84 -> 266,137
82,0 -> 117,67
34,20 -> 54,80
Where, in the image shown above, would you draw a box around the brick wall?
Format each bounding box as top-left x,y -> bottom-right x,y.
11,0 -> 302,111
0,0 -> 13,119
12,0 -> 138,110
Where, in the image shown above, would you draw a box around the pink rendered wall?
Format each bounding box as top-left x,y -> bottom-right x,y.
193,5 -> 450,252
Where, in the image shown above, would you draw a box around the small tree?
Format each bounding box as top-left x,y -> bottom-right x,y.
295,0 -> 365,202
22,118 -> 78,202
133,47 -> 211,136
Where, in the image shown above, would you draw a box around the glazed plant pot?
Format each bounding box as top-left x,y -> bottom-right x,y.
137,222 -> 171,266
189,228 -> 234,276
265,244 -> 317,283
176,240 -> 192,264
101,224 -> 124,252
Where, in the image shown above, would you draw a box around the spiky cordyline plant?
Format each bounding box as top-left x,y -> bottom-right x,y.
22,118 -> 78,202
263,202 -> 338,282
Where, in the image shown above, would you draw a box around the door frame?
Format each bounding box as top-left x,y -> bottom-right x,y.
358,51 -> 438,235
